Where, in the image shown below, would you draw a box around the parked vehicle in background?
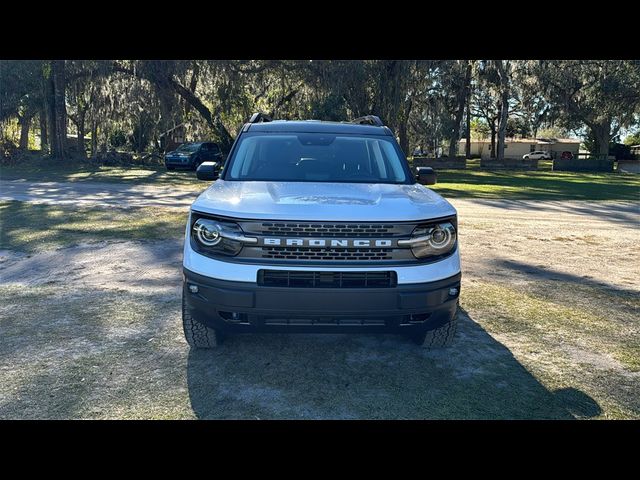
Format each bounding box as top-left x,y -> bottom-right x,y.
523,150 -> 552,160
181,113 -> 461,350
165,142 -> 223,171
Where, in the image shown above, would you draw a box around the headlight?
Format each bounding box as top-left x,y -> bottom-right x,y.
193,218 -> 222,246
399,221 -> 457,259
192,218 -> 244,256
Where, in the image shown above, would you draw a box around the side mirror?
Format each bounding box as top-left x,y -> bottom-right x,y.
416,166 -> 437,185
196,161 -> 220,181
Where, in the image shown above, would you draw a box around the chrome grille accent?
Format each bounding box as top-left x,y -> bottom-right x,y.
234,220 -> 416,263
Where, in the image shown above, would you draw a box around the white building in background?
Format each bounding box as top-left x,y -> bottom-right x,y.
458,137 -> 581,160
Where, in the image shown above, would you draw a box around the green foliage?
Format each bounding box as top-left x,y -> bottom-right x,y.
623,130 -> 640,146
1,59 -> 639,160
506,117 -> 531,138
108,129 -> 128,149
0,60 -> 43,121
537,126 -> 571,139
470,118 -> 491,139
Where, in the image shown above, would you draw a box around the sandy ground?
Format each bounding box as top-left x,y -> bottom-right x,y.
3,180 -> 637,294
0,181 -> 638,418
2,198 -> 638,293
453,198 -> 640,293
0,179 -> 200,209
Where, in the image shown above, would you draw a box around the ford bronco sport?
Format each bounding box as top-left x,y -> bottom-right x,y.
182,114 -> 461,349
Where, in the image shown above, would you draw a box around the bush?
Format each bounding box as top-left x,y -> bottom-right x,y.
108,130 -> 128,149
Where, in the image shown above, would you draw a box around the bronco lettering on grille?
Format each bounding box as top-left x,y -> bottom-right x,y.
262,238 -> 394,248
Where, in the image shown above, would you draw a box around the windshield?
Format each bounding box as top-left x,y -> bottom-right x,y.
224,133 -> 411,184
176,143 -> 200,152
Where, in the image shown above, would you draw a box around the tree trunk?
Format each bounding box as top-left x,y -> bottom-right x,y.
49,60 -> 68,159
18,114 -> 32,151
490,120 -> 497,158
398,99 -> 412,156
448,61 -> 472,158
39,110 -> 48,153
90,118 -> 98,158
398,121 -> 409,156
157,84 -> 177,140
465,100 -> 471,158
495,61 -> 510,162
496,92 -> 509,161
45,64 -> 57,157
138,116 -> 144,154
591,122 -> 611,159
76,108 -> 86,158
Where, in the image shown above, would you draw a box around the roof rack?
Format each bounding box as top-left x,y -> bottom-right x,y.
351,115 -> 384,127
248,112 -> 273,123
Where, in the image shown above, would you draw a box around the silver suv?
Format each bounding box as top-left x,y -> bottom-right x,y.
182,114 -> 461,349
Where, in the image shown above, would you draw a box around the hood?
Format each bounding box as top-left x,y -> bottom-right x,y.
191,180 -> 456,221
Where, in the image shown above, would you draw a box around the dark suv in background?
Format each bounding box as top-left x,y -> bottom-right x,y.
165,142 -> 223,171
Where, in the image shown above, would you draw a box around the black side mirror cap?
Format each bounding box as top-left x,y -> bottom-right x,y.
196,161 -> 220,181
416,166 -> 437,185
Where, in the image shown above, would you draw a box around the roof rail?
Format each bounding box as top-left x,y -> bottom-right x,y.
351,115 -> 384,127
248,112 -> 273,124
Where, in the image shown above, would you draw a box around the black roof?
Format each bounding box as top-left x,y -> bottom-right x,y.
245,120 -> 392,136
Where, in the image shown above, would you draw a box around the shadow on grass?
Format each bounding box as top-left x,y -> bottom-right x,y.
495,259 -> 639,298
433,170 -> 640,201
457,198 -> 640,227
1,157 -> 202,187
0,282 -> 185,419
0,201 -> 186,252
186,309 -> 601,419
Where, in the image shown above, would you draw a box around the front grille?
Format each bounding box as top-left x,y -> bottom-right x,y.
258,270 -> 397,288
236,220 -> 417,264
261,247 -> 393,261
259,222 -> 396,238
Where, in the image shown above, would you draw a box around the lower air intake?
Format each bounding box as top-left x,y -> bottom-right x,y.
257,270 -> 397,288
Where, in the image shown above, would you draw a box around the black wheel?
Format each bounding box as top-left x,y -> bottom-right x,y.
167,166 -> 175,171
193,158 -> 202,171
411,308 -> 459,349
182,291 -> 223,348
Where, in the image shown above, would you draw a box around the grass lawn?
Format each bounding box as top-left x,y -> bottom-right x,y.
1,272 -> 636,419
431,169 -> 640,201
2,156 -> 639,200
1,156 -> 202,189
0,201 -> 187,252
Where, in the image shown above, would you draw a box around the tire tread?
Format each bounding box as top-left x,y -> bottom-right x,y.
182,293 -> 221,348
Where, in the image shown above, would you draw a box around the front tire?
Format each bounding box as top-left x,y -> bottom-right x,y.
182,292 -> 223,348
167,166 -> 175,171
412,309 -> 458,349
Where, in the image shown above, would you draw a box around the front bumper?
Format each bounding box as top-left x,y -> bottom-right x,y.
183,268 -> 460,334
165,157 -> 193,169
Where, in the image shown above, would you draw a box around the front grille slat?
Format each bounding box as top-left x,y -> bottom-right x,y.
260,222 -> 397,238
258,270 -> 397,288
261,246 -> 393,261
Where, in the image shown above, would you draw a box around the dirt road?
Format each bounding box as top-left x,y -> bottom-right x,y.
0,179 -> 201,209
